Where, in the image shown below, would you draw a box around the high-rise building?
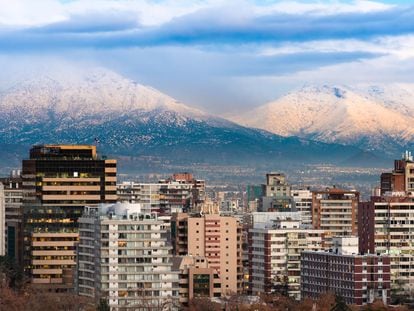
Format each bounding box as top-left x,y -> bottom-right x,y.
0,171 -> 23,261
77,203 -> 179,310
360,152 -> 414,299
22,144 -> 117,289
248,216 -> 325,299
359,195 -> 414,297
171,213 -> 243,295
301,236 -> 390,306
312,188 -> 359,246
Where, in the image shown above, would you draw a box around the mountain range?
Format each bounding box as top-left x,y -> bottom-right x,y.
231,84 -> 414,156
2,66 -> 413,176
0,67 -> 370,174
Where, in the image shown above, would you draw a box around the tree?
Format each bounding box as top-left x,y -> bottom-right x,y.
187,298 -> 221,311
0,255 -> 25,290
97,298 -> 110,311
330,295 -> 352,311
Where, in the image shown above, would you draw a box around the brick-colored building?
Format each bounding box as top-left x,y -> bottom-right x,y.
249,217 -> 325,299
171,213 -> 243,295
380,151 -> 414,195
359,195 -> 414,296
301,237 -> 390,306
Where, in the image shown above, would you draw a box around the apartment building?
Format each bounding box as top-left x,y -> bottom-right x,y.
0,172 -> 23,261
22,144 -> 117,289
301,236 -> 390,306
249,217 -> 325,299
172,255 -> 221,306
117,173 -> 205,215
312,187 -> 359,246
291,188 -> 313,228
77,203 -> 179,310
171,213 -> 243,295
359,195 -> 414,297
380,151 -> 414,195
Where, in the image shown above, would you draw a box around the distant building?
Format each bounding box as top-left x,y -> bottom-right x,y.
380,151 -> 414,195
77,203 -> 179,310
249,216 -> 325,299
22,144 -> 117,290
265,173 -> 291,197
117,173 -> 205,215
171,212 -> 243,295
301,236 -> 390,306
172,255 -> 221,306
259,173 -> 294,212
291,188 -> 313,228
312,187 -> 359,246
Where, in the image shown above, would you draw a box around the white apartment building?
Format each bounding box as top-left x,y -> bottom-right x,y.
291,188 -> 312,228
77,203 -> 179,310
249,218 -> 325,299
117,181 -> 197,214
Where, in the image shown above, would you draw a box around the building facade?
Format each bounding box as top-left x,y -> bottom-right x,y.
359,195 -> 414,297
22,144 -> 117,289
249,218 -> 325,299
117,173 -> 205,215
77,203 -> 179,310
171,213 -> 243,295
312,188 -> 359,246
301,237 -> 391,306
292,188 -> 313,228
172,255 -> 221,306
0,172 -> 23,261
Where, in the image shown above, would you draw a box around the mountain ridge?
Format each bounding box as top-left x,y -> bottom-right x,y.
230,84 -> 414,155
0,67 -> 371,173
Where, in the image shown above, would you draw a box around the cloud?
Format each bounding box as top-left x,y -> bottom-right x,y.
0,0 -> 413,113
0,1 -> 413,50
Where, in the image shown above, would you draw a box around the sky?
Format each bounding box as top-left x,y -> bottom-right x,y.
0,0 -> 413,114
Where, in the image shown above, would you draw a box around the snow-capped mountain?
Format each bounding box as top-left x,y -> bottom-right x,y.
0,67 -> 364,169
231,84 -> 414,155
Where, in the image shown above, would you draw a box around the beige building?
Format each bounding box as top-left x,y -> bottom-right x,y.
312,188 -> 359,246
172,213 -> 243,295
173,256 -> 221,306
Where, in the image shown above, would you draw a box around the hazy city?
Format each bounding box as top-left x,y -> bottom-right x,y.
1,1 -> 414,311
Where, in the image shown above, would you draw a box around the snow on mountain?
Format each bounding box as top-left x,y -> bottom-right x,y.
0,67 -> 206,123
230,84 -> 414,153
0,66 -> 366,167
